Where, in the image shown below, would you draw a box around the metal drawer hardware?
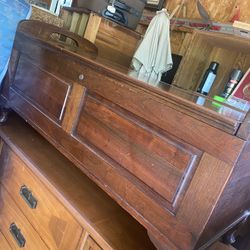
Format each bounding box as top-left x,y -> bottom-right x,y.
9,223 -> 26,248
79,74 -> 85,81
19,185 -> 38,209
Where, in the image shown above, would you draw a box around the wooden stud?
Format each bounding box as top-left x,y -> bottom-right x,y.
84,13 -> 102,43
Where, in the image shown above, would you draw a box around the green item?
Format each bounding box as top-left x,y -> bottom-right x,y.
212,95 -> 226,108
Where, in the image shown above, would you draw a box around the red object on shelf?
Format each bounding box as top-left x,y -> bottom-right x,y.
230,5 -> 241,23
232,68 -> 250,102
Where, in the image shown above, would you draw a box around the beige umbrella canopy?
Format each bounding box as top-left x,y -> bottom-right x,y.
129,9 -> 173,86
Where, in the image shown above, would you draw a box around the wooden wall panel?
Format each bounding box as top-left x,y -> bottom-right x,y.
31,5 -> 64,27
75,92 -> 202,211
165,0 -> 250,23
172,31 -> 250,95
237,0 -> 250,23
163,0 -> 250,55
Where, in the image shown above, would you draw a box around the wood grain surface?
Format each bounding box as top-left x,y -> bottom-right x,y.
0,187 -> 49,250
0,114 -> 156,250
3,20 -> 250,249
1,150 -> 83,250
0,231 -> 12,250
165,0 -> 250,23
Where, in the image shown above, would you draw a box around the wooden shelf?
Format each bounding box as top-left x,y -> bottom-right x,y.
195,30 -> 250,54
173,30 -> 250,98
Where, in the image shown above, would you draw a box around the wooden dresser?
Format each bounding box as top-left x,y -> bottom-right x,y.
1,20 -> 250,249
0,114 -> 155,250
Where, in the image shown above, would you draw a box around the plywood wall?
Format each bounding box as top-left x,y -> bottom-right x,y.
165,0 -> 250,23
163,0 -> 250,55
31,5 -> 64,27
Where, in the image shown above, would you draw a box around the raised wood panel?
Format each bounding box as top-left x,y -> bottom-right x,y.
196,142 -> 250,248
177,153 -> 233,239
0,187 -> 49,250
12,29 -> 245,155
75,92 -> 201,209
1,150 -> 83,250
12,56 -> 71,123
8,88 -> 191,249
9,60 -> 248,249
71,65 -> 243,165
13,33 -> 85,84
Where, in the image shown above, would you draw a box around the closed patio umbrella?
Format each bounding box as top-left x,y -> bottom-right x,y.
129,9 -> 173,86
0,0 -> 31,83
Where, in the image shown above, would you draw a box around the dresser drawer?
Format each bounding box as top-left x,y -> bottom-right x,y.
0,187 -> 49,249
1,149 -> 82,250
0,231 -> 12,250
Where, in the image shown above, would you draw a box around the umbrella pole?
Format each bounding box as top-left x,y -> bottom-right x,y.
169,0 -> 187,31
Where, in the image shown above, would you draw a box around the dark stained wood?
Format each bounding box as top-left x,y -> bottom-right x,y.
237,111 -> 250,140
69,64 -> 244,164
12,56 -> 71,123
2,20 -> 250,250
0,114 -> 156,250
18,20 -> 98,57
177,153 -> 233,236
8,87 -> 193,249
8,21 -> 245,164
14,21 -> 247,137
75,92 -> 201,210
62,84 -> 86,133
195,141 -> 250,249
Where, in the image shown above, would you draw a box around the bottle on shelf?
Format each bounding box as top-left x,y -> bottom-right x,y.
197,62 -> 219,95
221,69 -> 244,98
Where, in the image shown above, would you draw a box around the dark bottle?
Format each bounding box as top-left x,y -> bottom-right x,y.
197,62 -> 219,95
221,69 -> 243,98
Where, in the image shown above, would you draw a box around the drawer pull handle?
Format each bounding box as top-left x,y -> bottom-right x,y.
20,185 -> 38,209
9,223 -> 26,248
79,74 -> 85,81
